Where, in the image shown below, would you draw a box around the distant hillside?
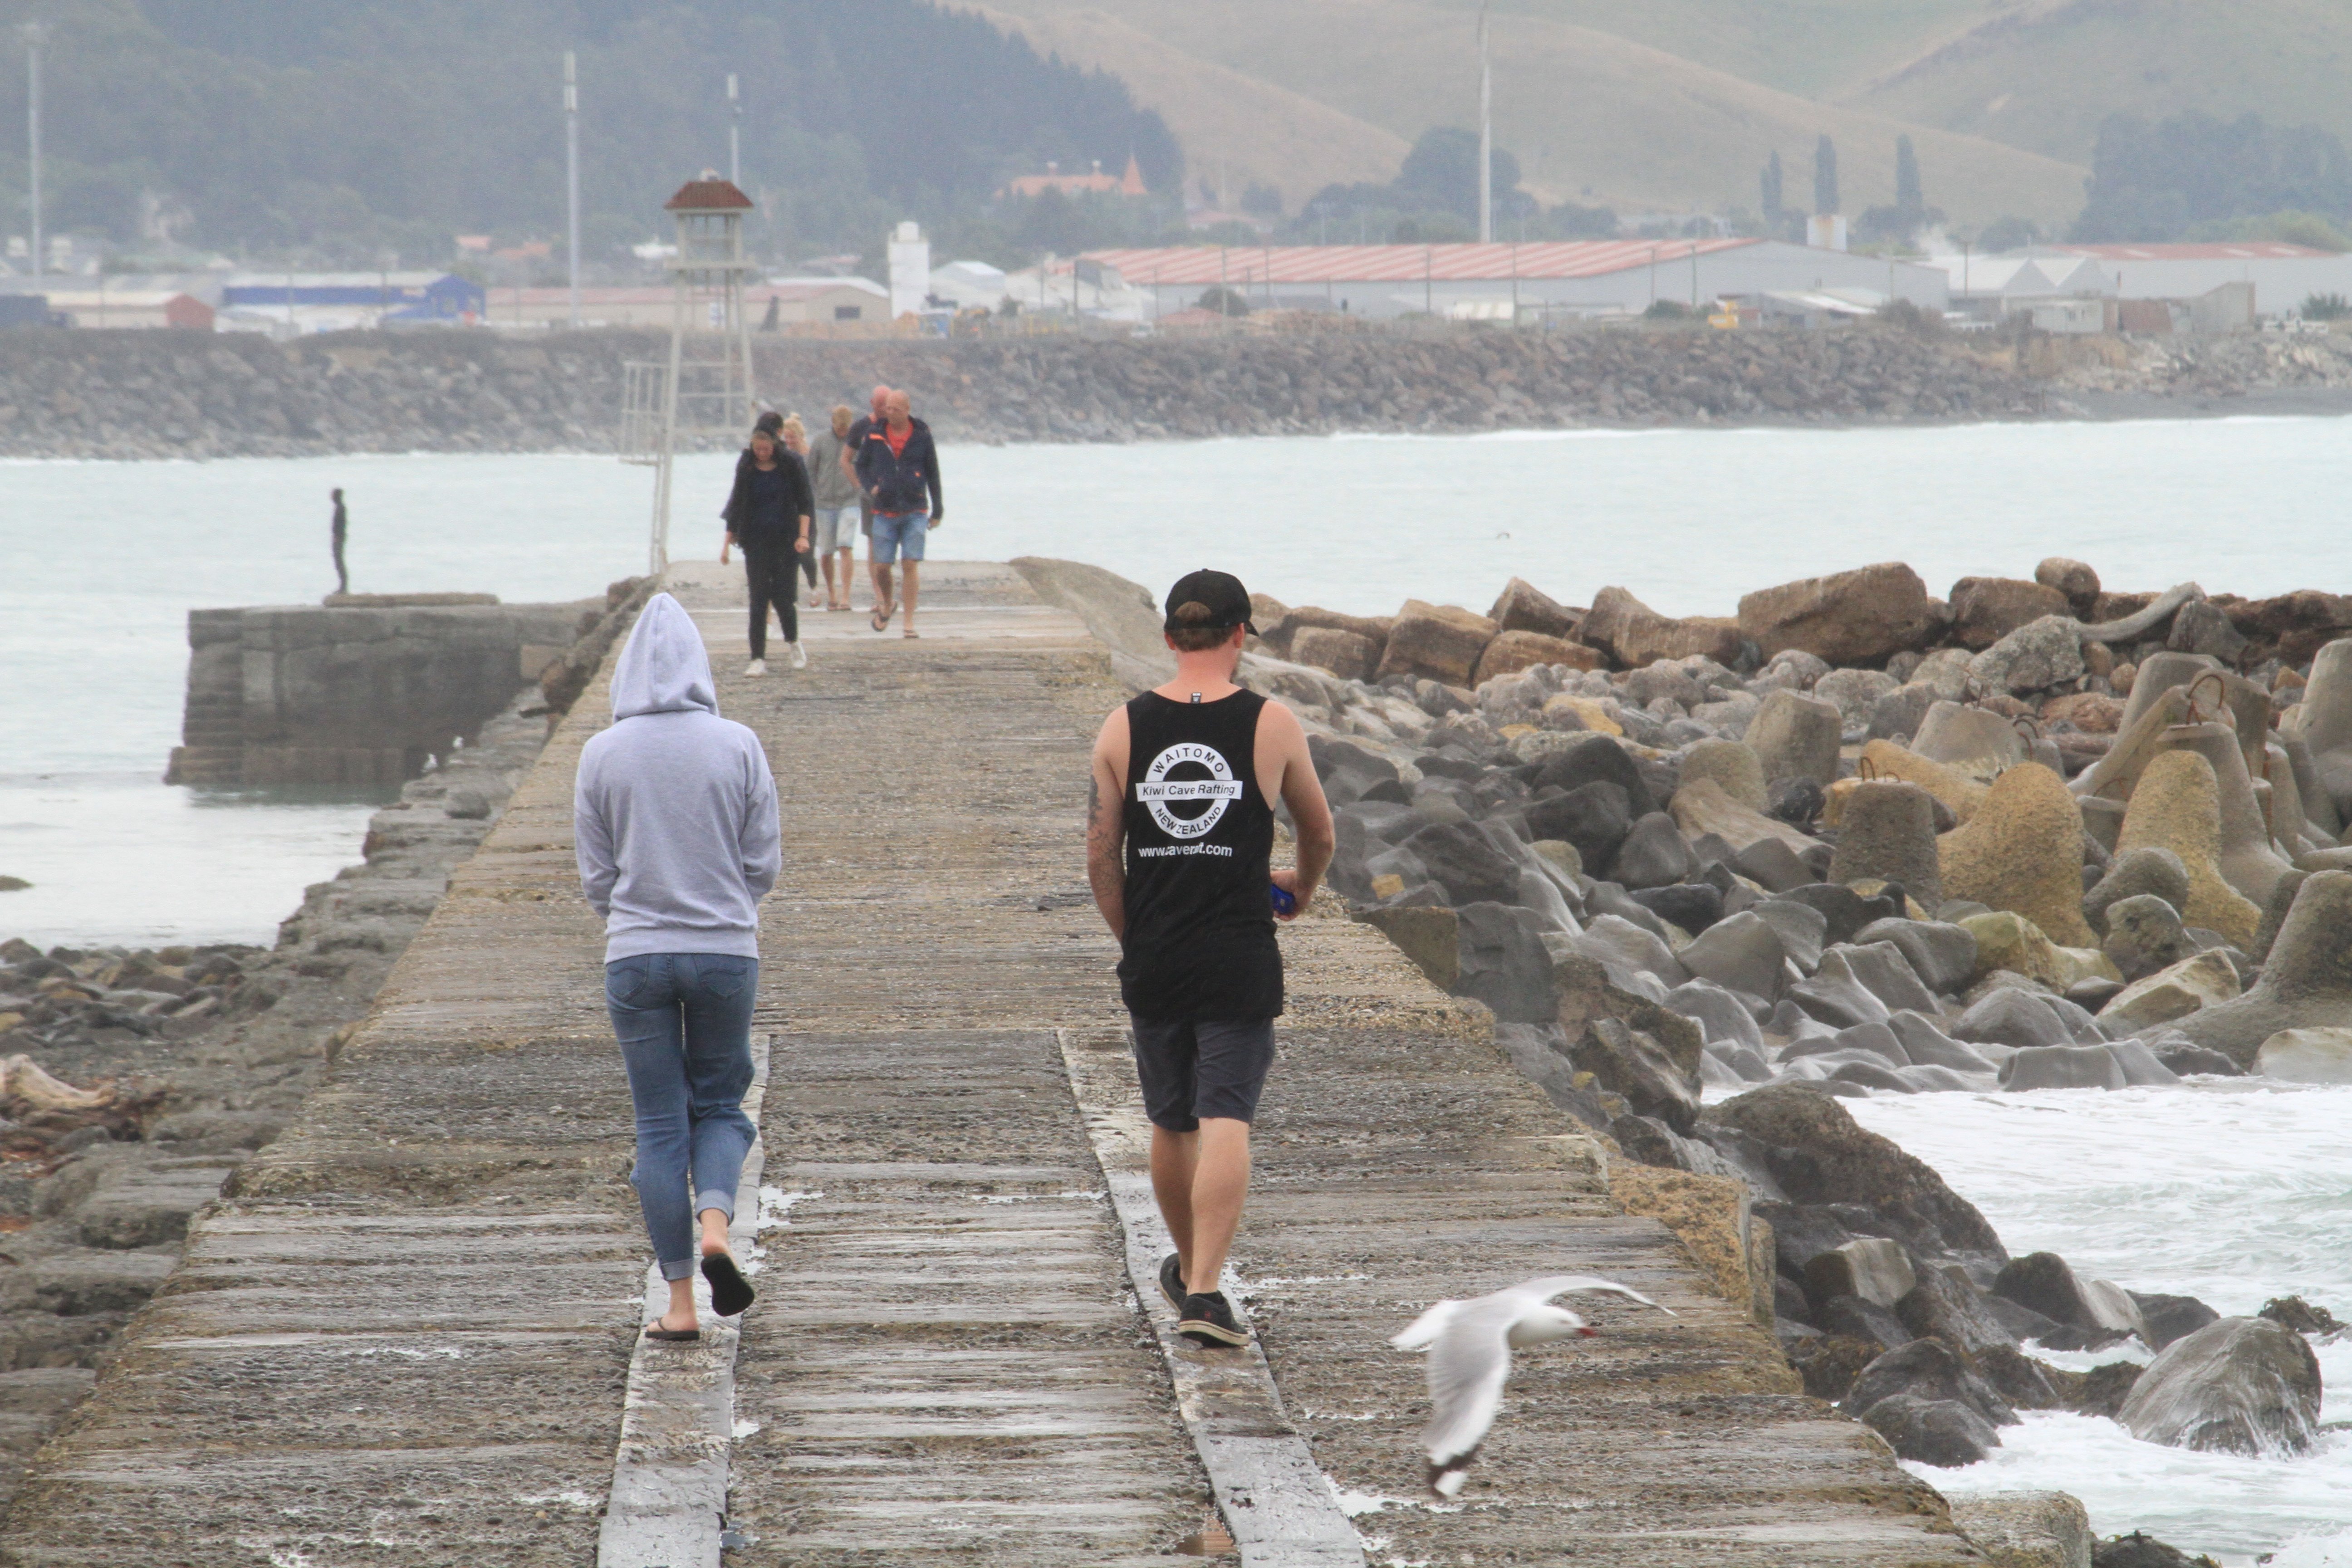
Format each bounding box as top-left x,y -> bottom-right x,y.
979,0 -> 2087,225
1842,0 -> 2352,165
0,0 -> 1182,262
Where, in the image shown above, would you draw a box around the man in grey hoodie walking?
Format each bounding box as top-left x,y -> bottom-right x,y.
575,594 -> 779,1341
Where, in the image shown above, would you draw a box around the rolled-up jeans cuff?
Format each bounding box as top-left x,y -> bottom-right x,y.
658,1256 -> 697,1283
697,1190 -> 736,1225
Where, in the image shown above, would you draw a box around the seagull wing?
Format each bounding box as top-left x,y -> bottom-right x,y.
1390,1297 -> 1462,1352
1512,1275 -> 1675,1314
1419,1295 -> 1521,1469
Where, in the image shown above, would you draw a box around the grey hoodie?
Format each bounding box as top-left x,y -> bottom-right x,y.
575,594 -> 779,962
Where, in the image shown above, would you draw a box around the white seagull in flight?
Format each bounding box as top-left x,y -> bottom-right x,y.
1391,1274 -> 1674,1498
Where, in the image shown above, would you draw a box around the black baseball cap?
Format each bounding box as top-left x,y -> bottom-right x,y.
1164,568 -> 1258,635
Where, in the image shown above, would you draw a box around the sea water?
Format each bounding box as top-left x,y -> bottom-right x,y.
1850,1083 -> 2352,1565
5,413 -> 2351,943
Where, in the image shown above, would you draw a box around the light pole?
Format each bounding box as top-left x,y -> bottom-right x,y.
564,50 -> 581,328
1477,1 -> 1492,245
23,22 -> 44,282
726,73 -> 741,188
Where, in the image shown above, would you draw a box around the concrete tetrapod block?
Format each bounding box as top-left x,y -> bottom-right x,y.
1746,689 -> 1844,786
1859,739 -> 1991,824
1828,780 -> 1944,911
2114,750 -> 2264,950
1677,736 -> 1768,811
2143,721 -> 2298,910
1912,701 -> 2027,773
2286,637 -> 2352,824
2254,1026 -> 2352,1082
2176,871 -> 2352,1066
2072,683 -> 2196,807
2119,652 -> 2272,772
2279,731 -> 2345,840
1937,763 -> 2097,947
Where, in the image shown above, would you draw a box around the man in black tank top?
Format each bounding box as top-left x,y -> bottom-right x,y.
1087,570 -> 1334,1349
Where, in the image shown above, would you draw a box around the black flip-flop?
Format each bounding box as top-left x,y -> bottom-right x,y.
702,1251 -> 756,1318
644,1324 -> 701,1343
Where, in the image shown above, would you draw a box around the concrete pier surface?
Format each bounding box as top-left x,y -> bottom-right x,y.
0,560 -> 1976,1565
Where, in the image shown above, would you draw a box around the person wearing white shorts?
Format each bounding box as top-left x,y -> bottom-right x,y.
806,405 -> 864,612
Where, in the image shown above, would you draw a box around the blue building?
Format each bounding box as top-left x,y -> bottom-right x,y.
220,271 -> 485,323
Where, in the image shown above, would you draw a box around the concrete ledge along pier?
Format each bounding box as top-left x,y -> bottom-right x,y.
0,561 -> 1980,1565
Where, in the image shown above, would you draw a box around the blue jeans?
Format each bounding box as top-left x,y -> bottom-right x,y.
605,953 -> 758,1281
872,510 -> 929,563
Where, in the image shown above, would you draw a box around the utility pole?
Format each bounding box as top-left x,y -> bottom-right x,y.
23,22 -> 44,281
726,73 -> 741,188
1477,1 -> 1493,245
564,50 -> 581,328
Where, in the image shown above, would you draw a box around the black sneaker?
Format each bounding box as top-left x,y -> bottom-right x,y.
1158,1253 -> 1187,1313
1178,1291 -> 1249,1348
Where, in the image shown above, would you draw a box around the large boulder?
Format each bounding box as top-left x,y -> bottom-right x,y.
1705,1083 -> 2007,1260
1353,904 -> 1459,991
1948,1493 -> 2094,1568
2099,893 -> 2195,983
1973,615 -> 2088,696
1579,585 -> 1743,669
1813,668 -> 1901,732
2254,1026 -> 2352,1082
2115,1316 -> 2323,1455
2082,848 -> 2192,935
1746,690 -> 1844,786
1473,629 -> 1596,685
1401,820 -> 1523,906
1844,1337 -> 2017,1430
1290,625 -> 1379,682
1486,577 -> 1579,640
1567,1016 -> 1700,1131
1994,1252 -> 2143,1340
1676,911 -> 1788,1000
1939,763 -> 2097,946
1912,701 -> 2028,771
1960,911 -> 2077,990
1736,562 -> 1944,666
2036,558 -> 2102,617
1854,918 -> 1978,995
1376,600 -> 1498,686
1858,1394 -> 2000,1467
1530,733 -> 1658,813
2176,872 -> 2352,1066
1523,780 -> 1636,872
1951,577 -> 2073,651
1670,777 -> 1825,856
2101,950 -> 2241,1029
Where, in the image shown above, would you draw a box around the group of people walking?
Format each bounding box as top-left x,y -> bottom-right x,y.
584,519 -> 1328,1353
720,383 -> 945,672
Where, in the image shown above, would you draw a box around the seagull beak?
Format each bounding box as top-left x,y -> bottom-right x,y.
1577,1326 -> 1600,1338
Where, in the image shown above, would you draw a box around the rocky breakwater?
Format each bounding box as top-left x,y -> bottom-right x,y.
1219,559 -> 2352,1527
0,320 -> 2059,460
0,581 -> 651,1513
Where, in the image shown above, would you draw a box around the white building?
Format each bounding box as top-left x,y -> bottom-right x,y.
2041,243 -> 2352,317
1927,252 -> 2115,318
886,222 -> 931,320
1081,238 -> 1950,321
926,260 -> 1010,312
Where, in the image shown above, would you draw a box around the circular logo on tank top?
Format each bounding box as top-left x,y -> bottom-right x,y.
1137,743 -> 1246,839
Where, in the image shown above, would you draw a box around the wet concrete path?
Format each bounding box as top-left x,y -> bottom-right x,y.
0,559 -> 1979,1567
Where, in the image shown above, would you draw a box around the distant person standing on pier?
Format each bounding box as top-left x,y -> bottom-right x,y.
1086,570 -> 1334,1349
721,423 -> 813,673
806,405 -> 862,612
329,488 -> 349,597
855,390 -> 943,637
575,593 -> 778,1343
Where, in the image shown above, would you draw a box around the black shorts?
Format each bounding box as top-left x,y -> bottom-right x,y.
1128,1015 -> 1276,1132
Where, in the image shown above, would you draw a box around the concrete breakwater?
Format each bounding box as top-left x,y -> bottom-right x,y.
1020,553 -> 2352,1553
0,579 -> 652,1508
6,320 -> 2352,462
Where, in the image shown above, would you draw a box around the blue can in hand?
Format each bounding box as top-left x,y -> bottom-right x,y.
1269,883 -> 1297,917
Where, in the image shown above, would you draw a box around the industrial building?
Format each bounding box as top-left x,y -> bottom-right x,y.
478,278 -> 886,330
216,271 -> 486,333
1080,238 -> 1951,321
2043,242 -> 2352,314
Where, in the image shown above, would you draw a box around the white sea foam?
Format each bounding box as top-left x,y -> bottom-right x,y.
1851,1080 -> 2352,1563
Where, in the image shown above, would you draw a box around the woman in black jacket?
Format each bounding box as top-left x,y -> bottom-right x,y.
720,423 -> 813,673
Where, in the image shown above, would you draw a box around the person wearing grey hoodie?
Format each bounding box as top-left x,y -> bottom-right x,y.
574,594 -> 780,1341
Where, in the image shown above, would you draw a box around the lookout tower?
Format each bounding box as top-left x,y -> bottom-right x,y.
620,172 -> 761,573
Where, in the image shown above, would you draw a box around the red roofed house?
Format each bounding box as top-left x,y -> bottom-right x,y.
1001,155 -> 1148,200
